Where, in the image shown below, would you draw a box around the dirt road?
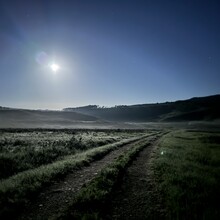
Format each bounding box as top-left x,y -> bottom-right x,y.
108,136 -> 166,219
18,135 -> 152,220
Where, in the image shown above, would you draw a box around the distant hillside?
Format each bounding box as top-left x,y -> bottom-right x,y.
1,95 -> 219,128
63,95 -> 220,122
0,109 -> 98,128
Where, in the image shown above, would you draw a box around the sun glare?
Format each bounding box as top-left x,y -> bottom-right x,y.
50,63 -> 60,72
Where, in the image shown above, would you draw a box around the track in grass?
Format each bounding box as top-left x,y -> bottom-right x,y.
18,134 -> 155,220
55,132 -> 165,219
108,133 -> 167,219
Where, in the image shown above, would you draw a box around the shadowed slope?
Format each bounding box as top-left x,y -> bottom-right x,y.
64,95 -> 220,122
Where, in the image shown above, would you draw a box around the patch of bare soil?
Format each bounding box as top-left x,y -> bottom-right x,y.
108,137 -> 167,220
18,136 -> 149,220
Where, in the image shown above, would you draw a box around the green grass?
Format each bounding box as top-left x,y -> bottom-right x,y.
0,130 -> 144,179
57,134 -> 161,220
152,130 -> 220,219
0,134 -> 147,218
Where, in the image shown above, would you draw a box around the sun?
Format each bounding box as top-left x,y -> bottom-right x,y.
50,63 -> 60,72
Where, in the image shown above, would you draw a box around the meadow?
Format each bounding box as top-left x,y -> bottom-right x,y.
0,127 -> 219,219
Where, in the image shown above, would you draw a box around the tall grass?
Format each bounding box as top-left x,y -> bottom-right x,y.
0,132 -> 118,179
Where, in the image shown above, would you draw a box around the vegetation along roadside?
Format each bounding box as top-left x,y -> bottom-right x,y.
152,130 -> 220,219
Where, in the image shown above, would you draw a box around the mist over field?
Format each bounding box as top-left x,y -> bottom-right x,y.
1,94 -> 220,129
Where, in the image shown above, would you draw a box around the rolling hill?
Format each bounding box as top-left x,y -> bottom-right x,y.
1,95 -> 219,128
63,95 -> 220,122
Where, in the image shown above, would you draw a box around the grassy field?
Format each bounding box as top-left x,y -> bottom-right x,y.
0,127 -> 219,219
0,129 -> 144,179
152,130 -> 220,219
0,129 -> 147,218
55,129 -> 219,220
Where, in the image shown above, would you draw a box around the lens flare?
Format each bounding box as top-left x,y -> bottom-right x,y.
35,51 -> 49,66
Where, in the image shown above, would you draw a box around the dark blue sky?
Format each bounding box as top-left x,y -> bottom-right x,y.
0,0 -> 220,109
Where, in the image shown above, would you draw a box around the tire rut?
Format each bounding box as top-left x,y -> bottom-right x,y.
18,135 -> 152,220
108,134 -> 167,220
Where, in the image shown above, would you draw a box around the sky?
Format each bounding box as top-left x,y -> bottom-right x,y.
0,0 -> 220,109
